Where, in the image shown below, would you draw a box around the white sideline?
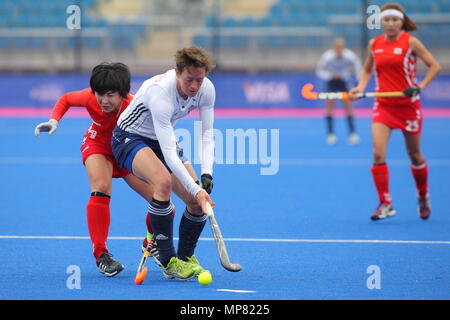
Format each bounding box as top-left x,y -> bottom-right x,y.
1,156 -> 450,166
216,289 -> 256,293
1,235 -> 450,245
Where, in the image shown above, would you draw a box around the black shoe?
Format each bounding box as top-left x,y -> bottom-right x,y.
418,196 -> 431,220
96,253 -> 124,277
142,237 -> 162,267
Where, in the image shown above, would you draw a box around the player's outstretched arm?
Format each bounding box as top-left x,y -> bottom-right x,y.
198,80 -> 215,194
34,89 -> 90,137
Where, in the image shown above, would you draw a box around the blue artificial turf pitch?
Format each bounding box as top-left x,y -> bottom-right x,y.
1,116 -> 449,300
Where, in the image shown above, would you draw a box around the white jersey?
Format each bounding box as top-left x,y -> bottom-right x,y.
117,69 -> 215,197
316,48 -> 362,83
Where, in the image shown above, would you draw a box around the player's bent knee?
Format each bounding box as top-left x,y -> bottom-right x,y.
155,175 -> 172,197
409,151 -> 425,166
91,180 -> 112,194
373,153 -> 386,164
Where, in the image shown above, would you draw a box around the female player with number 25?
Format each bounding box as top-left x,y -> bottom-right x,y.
34,63 -> 155,277
349,3 -> 441,221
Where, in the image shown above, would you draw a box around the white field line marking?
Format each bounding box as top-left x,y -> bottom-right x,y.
0,157 -> 79,164
1,235 -> 450,245
1,157 -> 450,167
280,158 -> 450,167
216,289 -> 256,293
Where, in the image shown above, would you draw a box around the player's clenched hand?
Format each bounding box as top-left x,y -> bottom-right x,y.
195,189 -> 215,215
403,86 -> 421,97
34,119 -> 58,136
348,87 -> 363,100
200,174 -> 213,194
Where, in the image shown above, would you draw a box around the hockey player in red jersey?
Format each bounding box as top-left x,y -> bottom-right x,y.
349,3 -> 441,220
34,63 -> 155,276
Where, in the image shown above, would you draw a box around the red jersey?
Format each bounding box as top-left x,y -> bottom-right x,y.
51,88 -> 133,145
371,32 -> 423,134
372,31 -> 421,106
51,88 -> 133,177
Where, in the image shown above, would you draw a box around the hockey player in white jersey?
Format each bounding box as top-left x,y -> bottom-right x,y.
112,46 -> 215,280
316,38 -> 362,145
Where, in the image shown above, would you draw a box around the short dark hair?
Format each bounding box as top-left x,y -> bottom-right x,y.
90,62 -> 131,98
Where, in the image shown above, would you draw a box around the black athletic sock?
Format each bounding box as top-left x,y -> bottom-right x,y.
326,115 -> 333,134
347,115 -> 355,134
147,200 -> 175,267
177,207 -> 207,261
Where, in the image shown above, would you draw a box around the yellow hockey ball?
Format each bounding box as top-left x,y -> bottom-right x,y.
198,271 -> 212,286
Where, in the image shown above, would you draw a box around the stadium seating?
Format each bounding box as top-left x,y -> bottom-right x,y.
0,0 -> 147,50
1,0 -> 449,51
194,0 -> 450,49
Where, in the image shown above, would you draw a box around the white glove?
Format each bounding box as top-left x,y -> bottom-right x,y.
34,119 -> 59,136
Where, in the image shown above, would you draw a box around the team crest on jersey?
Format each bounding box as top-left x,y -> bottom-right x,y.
393,48 -> 403,55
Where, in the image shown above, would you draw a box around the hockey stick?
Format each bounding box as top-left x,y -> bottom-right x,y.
205,202 -> 242,272
301,83 -> 405,100
134,236 -> 156,285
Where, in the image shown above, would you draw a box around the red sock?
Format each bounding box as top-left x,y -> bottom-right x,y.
86,195 -> 111,260
146,212 -> 153,234
371,164 -> 392,204
411,163 -> 428,198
